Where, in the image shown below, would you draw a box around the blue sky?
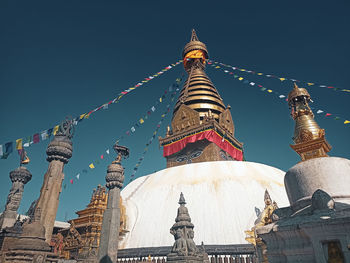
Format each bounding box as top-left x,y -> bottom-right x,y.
0,0 -> 349,221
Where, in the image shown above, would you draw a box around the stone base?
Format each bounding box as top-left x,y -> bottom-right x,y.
167,254 -> 209,263
2,250 -> 59,263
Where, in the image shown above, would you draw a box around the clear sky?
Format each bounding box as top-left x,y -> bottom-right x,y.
0,0 -> 349,221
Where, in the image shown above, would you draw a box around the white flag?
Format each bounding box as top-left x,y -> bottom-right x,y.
0,145 -> 3,157
106,149 -> 110,155
76,174 -> 80,180
279,95 -> 286,98
151,106 -> 155,112
317,110 -> 324,114
103,104 -> 108,110
249,82 -> 255,86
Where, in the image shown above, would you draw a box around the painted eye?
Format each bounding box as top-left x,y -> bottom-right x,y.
176,156 -> 187,162
190,151 -> 202,159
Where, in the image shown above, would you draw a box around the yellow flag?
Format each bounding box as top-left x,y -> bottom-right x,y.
238,77 -> 243,81
307,83 -> 314,86
159,97 -> 162,103
215,66 -> 220,68
267,89 -> 273,93
257,73 -> 263,75
84,114 -> 90,119
161,114 -> 165,118
16,139 -> 23,150
53,125 -> 59,135
89,163 -> 95,169
279,78 -> 285,81
140,118 -> 144,124
344,120 -> 350,124
240,69 -> 246,71
129,87 -> 136,90
79,114 -> 86,120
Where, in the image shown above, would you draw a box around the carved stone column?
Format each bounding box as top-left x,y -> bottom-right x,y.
0,166 -> 32,230
35,119 -> 74,242
97,144 -> 128,263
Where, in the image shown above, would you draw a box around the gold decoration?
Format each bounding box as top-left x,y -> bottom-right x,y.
288,83 -> 331,161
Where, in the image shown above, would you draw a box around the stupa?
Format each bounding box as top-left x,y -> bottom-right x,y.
117,30 -> 289,253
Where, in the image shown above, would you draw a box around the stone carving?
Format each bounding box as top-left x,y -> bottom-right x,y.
26,199 -> 38,221
171,229 -> 188,256
56,117 -> 75,139
168,193 -> 208,263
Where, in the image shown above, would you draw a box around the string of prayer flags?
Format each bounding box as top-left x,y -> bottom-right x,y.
63,75 -> 183,189
1,60 -> 182,160
209,60 -> 349,94
209,64 -> 350,127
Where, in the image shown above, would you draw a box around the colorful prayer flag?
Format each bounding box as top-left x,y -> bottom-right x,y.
16,139 -> 23,150
140,118 -> 144,124
47,128 -> 53,138
76,174 -> 80,180
70,179 -> 73,184
344,120 -> 350,124
151,106 -> 156,112
41,130 -> 48,141
317,110 -> 324,114
53,125 -> 59,135
100,155 -> 104,159
33,133 -> 40,144
325,113 -> 332,117
89,163 -> 95,169
279,95 -> 286,98
267,89 -> 273,93
131,127 -> 135,132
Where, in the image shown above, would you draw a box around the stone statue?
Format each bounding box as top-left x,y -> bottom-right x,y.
171,229 -> 188,256
56,117 -> 75,139
186,229 -> 198,255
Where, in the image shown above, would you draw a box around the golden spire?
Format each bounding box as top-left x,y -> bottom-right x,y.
174,29 -> 226,120
288,83 -> 331,161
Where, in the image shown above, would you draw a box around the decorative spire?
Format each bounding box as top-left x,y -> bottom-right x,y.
190,29 -> 199,42
174,29 -> 226,121
179,192 -> 186,205
288,83 -> 331,161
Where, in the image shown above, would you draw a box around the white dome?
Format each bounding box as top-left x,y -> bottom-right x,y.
119,161 -> 289,249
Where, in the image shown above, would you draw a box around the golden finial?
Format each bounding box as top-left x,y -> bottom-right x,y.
288,83 -> 331,161
190,29 -> 199,42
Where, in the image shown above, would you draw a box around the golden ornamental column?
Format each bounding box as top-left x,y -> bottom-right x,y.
288,83 -> 331,161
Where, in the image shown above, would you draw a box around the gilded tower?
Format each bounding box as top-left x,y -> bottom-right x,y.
288,83 -> 331,161
159,30 -> 243,168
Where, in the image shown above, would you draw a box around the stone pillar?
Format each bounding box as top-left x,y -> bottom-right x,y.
97,144 -> 129,263
0,166 -> 32,230
35,119 -> 74,242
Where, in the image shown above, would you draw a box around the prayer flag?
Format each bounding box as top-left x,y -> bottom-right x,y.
100,154 -> 104,159
140,118 -> 144,124
106,149 -> 110,154
316,110 -> 323,114
41,130 -> 48,141
131,127 -> 135,132
238,77 -> 243,81
267,90 -> 273,93
261,88 -> 266,91
151,106 -> 155,112
76,174 -> 80,180
307,83 -> 314,86
334,117 -> 340,120
16,139 -> 23,150
249,82 -> 255,86
33,133 -> 40,144
103,104 -> 108,109
257,73 -> 263,75
0,145 -> 3,158
159,97 -> 162,103
279,95 -> 286,98
325,113 -> 332,117
279,78 -> 286,81
47,128 -> 53,138
79,114 -> 86,120
53,125 -> 59,135
4,142 -> 13,157
70,179 -> 73,184
89,163 -> 95,169
344,120 -> 350,124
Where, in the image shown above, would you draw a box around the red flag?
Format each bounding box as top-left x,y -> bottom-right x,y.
100,154 -> 104,159
33,133 -> 40,143
325,113 -> 332,117
327,86 -> 335,89
70,179 -> 73,184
